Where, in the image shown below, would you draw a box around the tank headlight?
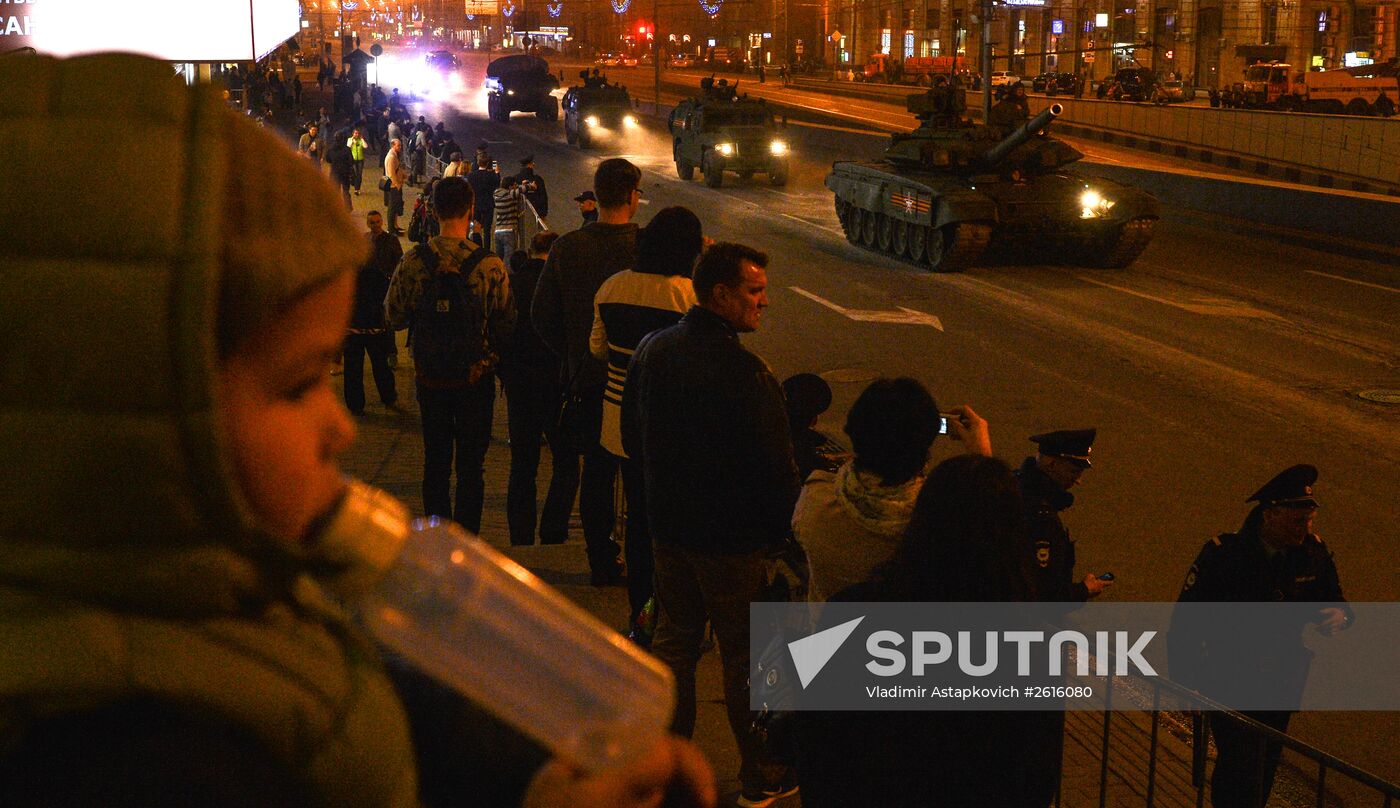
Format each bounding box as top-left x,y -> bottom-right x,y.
585,115 -> 601,127
716,142 -> 734,156
623,115 -> 639,128
769,140 -> 788,156
1079,189 -> 1115,218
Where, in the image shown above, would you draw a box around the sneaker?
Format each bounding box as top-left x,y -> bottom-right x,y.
736,779 -> 799,808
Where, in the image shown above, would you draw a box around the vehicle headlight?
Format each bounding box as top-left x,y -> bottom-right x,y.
1079,188 -> 1116,218
623,115 -> 639,128
716,142 -> 733,156
769,140 -> 788,156
507,89 -> 515,95
585,115 -> 601,128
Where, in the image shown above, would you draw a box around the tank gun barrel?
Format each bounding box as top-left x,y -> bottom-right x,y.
981,103 -> 1062,167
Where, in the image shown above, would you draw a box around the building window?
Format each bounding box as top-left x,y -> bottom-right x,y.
881,28 -> 892,54
928,8 -> 942,29
904,30 -> 916,58
1262,4 -> 1279,43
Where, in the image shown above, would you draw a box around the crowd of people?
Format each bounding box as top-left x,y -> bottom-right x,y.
0,52 -> 1354,808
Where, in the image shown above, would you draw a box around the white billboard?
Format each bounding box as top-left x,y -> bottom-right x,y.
30,0 -> 302,62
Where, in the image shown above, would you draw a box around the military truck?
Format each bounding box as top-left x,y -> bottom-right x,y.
562,72 -> 637,148
668,78 -> 790,188
825,82 -> 1158,272
484,54 -> 560,123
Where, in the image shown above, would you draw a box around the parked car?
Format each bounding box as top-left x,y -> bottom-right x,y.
619,55 -> 639,68
1042,72 -> 1080,95
595,53 -> 621,66
1150,79 -> 1195,104
670,53 -> 697,69
990,71 -> 1020,88
1109,67 -> 1157,101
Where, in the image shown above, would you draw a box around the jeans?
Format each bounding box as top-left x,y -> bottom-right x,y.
343,332 -> 397,414
492,228 -> 518,260
351,158 -> 364,190
650,543 -> 789,792
501,367 -> 577,546
416,378 -> 495,533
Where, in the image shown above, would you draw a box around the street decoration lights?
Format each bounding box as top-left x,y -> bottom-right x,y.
699,0 -> 722,15
612,0 -> 631,13
502,0 -> 516,17
547,1 -> 563,17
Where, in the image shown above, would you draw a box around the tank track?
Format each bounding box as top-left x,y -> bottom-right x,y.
1093,217 -> 1156,268
836,198 -> 989,273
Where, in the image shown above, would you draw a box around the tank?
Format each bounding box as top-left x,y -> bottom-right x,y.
824,82 -> 1159,271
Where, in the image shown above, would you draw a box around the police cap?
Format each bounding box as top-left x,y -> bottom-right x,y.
1030,428 -> 1096,468
1247,464 -> 1319,509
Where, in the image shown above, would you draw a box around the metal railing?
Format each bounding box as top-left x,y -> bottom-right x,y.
1062,649 -> 1400,808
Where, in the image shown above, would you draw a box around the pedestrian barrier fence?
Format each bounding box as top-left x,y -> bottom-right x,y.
1063,643 -> 1400,808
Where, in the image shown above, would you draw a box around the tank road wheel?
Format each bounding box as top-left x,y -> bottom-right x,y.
703,153 -> 724,188
876,213 -> 895,252
926,222 -> 991,273
907,222 -> 928,262
841,204 -> 863,245
858,209 -> 878,247
892,219 -> 910,257
1090,217 -> 1156,268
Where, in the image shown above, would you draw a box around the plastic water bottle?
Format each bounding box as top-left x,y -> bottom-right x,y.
327,480 -> 676,773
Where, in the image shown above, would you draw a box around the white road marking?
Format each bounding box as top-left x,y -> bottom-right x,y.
780,213 -> 847,238
1077,276 -> 1288,320
1304,270 -> 1400,295
789,286 -> 944,329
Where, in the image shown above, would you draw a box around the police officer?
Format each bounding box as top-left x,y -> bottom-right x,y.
1169,464 -> 1350,808
512,155 -> 549,219
1017,429 -> 1113,603
1018,428 -> 1111,807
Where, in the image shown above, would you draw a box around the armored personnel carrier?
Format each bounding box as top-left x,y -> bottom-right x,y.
825,82 -> 1158,271
668,78 -> 790,187
484,54 -> 559,123
562,71 -> 637,149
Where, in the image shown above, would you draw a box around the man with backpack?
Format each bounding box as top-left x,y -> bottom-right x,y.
385,177 -> 517,532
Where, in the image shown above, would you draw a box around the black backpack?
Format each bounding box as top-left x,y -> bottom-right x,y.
412,242 -> 493,384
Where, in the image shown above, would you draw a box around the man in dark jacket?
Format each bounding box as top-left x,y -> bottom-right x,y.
1169,464 -> 1350,808
326,128 -> 356,211
343,211 -> 401,415
1016,428 -> 1110,808
1017,428 -> 1112,603
511,155 -> 549,218
622,242 -> 799,807
499,231 -> 576,546
531,158 -> 642,585
466,156 -> 500,238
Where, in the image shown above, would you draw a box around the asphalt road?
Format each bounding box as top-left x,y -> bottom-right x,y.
387,47 -> 1399,796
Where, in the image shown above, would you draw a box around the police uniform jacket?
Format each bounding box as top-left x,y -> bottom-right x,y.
1168,525 -> 1350,704
1017,457 -> 1089,602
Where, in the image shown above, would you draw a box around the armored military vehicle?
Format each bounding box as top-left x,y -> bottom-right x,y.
562,71 -> 637,149
668,78 -> 790,187
484,54 -> 559,123
825,82 -> 1158,271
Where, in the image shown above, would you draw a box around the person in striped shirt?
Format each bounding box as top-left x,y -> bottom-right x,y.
589,206 -> 704,630
492,175 -> 525,259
